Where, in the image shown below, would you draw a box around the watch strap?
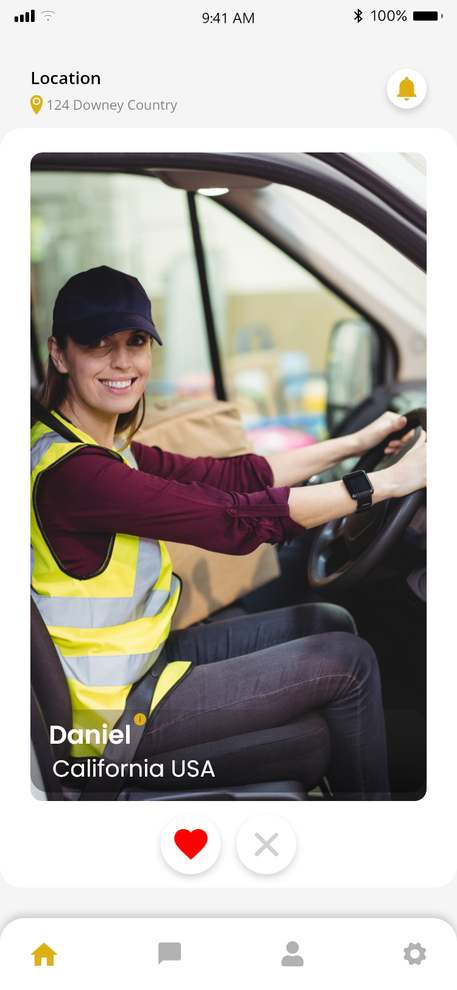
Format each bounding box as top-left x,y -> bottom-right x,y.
342,470 -> 374,514
355,492 -> 373,513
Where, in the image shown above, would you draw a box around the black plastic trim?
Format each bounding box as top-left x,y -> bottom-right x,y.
308,153 -> 426,233
187,192 -> 227,401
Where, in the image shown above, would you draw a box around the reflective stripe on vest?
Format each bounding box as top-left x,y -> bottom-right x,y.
31,412 -> 190,757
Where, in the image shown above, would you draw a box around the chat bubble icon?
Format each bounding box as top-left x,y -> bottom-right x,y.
158,942 -> 181,964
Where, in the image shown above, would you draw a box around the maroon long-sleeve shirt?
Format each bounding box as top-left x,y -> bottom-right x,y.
35,442 -> 304,578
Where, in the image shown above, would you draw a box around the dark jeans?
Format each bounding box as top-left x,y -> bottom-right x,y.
137,604 -> 390,800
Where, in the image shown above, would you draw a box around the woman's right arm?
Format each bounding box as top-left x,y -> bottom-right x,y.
131,442 -> 273,493
289,433 -> 426,529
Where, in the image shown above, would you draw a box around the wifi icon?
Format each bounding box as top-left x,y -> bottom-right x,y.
41,9 -> 55,19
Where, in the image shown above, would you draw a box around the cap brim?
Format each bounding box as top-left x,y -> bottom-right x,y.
62,311 -> 162,346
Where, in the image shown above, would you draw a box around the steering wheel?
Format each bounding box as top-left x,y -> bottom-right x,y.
307,408 -> 426,596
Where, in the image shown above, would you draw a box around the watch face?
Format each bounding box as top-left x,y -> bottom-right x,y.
347,472 -> 372,495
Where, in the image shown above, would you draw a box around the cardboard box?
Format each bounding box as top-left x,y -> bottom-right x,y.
138,397 -> 255,458
134,398 -> 281,629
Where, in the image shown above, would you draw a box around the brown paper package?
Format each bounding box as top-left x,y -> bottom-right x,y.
135,398 -> 280,629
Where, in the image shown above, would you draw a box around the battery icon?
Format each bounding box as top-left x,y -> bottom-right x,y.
413,11 -> 439,19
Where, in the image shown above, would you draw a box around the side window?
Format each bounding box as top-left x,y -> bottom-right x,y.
195,194 -> 377,454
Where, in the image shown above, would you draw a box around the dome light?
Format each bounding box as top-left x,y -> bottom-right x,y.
197,187 -> 229,197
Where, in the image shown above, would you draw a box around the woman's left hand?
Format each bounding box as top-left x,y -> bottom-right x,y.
350,412 -> 415,457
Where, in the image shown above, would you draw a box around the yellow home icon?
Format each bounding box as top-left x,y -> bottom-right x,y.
397,77 -> 417,100
31,943 -> 57,966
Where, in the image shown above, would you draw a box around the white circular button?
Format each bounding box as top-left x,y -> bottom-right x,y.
161,814 -> 221,875
387,69 -> 427,109
236,814 -> 297,875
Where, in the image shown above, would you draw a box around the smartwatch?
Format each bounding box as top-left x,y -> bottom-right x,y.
342,469 -> 374,513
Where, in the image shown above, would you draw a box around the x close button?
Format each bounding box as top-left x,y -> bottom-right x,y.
236,815 -> 297,875
255,832 -> 279,857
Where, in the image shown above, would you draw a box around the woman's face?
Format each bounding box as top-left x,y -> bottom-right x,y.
49,328 -> 152,418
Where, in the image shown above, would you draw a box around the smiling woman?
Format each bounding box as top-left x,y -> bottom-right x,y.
38,266 -> 159,448
47,329 -> 152,448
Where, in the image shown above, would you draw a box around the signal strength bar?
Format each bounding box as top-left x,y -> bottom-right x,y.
14,8 -> 35,20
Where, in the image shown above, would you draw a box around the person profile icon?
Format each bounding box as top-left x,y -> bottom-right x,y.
281,941 -> 304,966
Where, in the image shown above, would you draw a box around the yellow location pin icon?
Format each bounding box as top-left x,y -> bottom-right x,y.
31,95 -> 43,115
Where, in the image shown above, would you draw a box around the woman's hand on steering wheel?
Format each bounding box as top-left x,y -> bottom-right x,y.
307,418 -> 426,595
350,412 -> 416,458
379,428 -> 426,498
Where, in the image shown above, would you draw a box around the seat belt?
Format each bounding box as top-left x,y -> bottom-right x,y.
31,397 -> 83,444
78,650 -> 170,801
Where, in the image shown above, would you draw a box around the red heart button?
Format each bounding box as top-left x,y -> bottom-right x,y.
174,828 -> 208,859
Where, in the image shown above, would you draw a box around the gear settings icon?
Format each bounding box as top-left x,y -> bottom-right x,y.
404,943 -> 426,965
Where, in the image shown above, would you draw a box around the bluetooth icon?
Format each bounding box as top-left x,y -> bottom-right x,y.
354,8 -> 363,21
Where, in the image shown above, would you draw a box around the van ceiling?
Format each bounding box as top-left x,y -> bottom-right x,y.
31,152 -> 426,272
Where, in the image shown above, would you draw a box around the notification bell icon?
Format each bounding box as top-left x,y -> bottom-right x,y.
397,77 -> 417,101
387,69 -> 426,109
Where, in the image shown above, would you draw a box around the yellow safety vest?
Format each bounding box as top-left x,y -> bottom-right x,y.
31,412 -> 191,757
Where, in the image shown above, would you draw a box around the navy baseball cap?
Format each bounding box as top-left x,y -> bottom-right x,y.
52,265 -> 162,346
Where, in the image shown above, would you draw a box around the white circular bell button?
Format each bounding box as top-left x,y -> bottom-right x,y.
161,814 -> 221,875
387,69 -> 427,109
236,814 -> 297,875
